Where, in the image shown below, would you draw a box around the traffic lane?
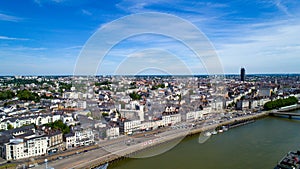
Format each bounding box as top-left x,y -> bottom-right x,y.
35,147 -> 110,169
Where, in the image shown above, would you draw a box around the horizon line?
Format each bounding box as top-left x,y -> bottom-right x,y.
1,73 -> 300,77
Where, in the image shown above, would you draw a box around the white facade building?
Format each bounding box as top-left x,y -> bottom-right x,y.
74,128 -> 94,147
162,114 -> 181,126
3,135 -> 48,160
186,111 -> 204,121
0,114 -> 62,130
124,120 -> 141,134
106,127 -> 120,138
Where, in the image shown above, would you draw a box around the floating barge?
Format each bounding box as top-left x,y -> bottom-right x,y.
275,151 -> 300,169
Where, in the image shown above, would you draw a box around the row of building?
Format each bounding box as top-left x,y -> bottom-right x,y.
0,113 -> 76,131
105,108 -> 211,137
0,123 -> 94,160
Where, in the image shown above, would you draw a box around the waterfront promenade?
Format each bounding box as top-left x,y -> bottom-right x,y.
34,111 -> 269,169
62,104 -> 300,168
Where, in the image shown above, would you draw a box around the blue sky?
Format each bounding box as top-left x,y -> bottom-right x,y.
0,0 -> 300,75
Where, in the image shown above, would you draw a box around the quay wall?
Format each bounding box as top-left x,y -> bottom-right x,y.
86,112 -> 269,169
278,104 -> 300,112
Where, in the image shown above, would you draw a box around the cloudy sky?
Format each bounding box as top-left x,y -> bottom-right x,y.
0,0 -> 300,75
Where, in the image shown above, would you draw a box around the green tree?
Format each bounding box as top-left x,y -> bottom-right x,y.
0,90 -> 15,100
95,81 -> 112,86
58,82 -> 72,93
151,83 -> 165,90
17,90 -> 40,102
264,96 -> 298,110
129,92 -> 141,100
45,120 -> 70,134
102,112 -> 109,117
7,123 -> 14,130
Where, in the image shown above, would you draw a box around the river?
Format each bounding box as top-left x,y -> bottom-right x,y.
108,110 -> 300,169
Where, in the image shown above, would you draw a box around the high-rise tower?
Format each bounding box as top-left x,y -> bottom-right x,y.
240,67 -> 245,81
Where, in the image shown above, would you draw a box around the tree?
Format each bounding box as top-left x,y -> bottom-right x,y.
102,112 -> 109,117
227,102 -> 235,108
264,96 -> 298,110
129,92 -> 141,100
7,124 -> 14,130
0,90 -> 15,100
95,81 -> 112,86
86,112 -> 92,117
58,82 -> 72,93
151,83 -> 165,90
17,90 -> 40,102
240,96 -> 245,100
45,120 -> 70,134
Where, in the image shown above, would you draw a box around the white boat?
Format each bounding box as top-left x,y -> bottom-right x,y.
211,131 -> 217,135
204,131 -> 212,137
218,129 -> 223,133
198,132 -> 211,144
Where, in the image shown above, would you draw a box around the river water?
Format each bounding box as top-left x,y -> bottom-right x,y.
109,110 -> 300,169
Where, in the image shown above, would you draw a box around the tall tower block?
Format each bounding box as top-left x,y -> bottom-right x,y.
240,67 -> 245,81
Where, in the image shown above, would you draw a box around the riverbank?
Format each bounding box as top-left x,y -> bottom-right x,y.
187,111 -> 269,136
108,112 -> 300,169
278,104 -> 300,112
85,112 -> 269,169
28,105 -> 300,169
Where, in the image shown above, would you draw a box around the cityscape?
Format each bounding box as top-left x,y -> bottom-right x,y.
0,73 -> 300,169
1,1 -> 300,169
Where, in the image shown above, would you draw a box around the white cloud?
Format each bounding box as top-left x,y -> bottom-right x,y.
34,0 -> 66,6
274,0 -> 292,16
0,36 -> 29,41
15,47 -> 47,51
116,0 -> 228,17
101,48 -> 194,75
64,45 -> 83,50
0,13 -> 22,22
81,9 -> 92,16
75,13 -> 223,75
105,0 -> 300,74
116,0 -> 166,13
216,19 -> 300,73
0,46 -> 47,51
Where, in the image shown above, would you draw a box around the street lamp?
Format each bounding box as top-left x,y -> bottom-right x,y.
45,159 -> 48,169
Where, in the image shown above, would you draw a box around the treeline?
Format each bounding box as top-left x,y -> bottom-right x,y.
95,81 -> 112,86
0,89 -> 45,102
0,90 -> 15,100
4,79 -> 44,85
264,96 -> 298,110
95,81 -> 111,90
58,82 -> 72,93
17,90 -> 40,102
